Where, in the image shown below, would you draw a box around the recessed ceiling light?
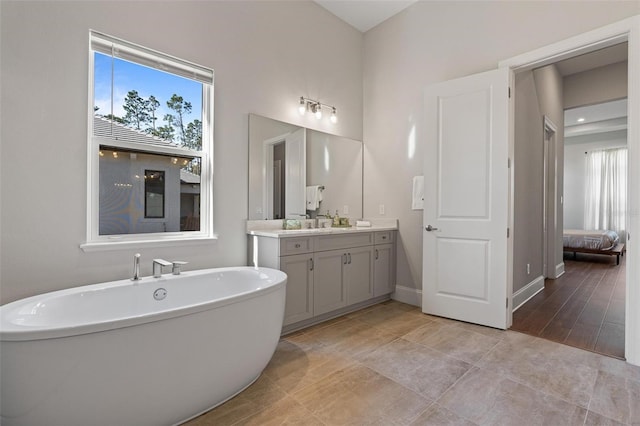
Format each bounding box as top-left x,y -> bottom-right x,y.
577,117 -> 585,122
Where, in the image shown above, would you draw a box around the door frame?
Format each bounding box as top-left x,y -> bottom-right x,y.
263,133 -> 288,220
499,15 -> 640,365
543,116 -> 559,279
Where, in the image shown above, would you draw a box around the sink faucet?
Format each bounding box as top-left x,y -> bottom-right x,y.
131,253 -> 141,281
152,259 -> 172,278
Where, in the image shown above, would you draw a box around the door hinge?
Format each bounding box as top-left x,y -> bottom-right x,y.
507,228 -> 510,238
508,158 -> 511,168
506,298 -> 509,308
508,87 -> 511,98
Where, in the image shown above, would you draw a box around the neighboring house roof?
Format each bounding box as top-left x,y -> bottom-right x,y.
95,115 -> 200,184
180,169 -> 201,184
93,115 -> 179,148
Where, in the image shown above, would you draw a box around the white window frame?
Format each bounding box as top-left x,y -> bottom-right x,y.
81,30 -> 215,251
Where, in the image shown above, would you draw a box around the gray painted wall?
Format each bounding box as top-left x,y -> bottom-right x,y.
513,71 -> 544,293
1,1 -> 639,306
362,1 -> 639,293
565,61 -> 628,109
0,1 -> 364,304
533,65 -> 565,275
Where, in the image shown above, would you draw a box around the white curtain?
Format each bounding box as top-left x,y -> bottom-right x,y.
584,147 -> 627,241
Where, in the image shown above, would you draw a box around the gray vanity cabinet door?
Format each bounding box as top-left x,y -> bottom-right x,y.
346,246 -> 374,305
374,243 -> 394,296
313,249 -> 347,316
280,254 -> 314,326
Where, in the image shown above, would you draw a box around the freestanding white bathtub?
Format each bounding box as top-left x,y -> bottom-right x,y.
0,266 -> 287,426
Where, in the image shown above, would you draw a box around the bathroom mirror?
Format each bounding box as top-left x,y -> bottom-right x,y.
248,114 -> 363,220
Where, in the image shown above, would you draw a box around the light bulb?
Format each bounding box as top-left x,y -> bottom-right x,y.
298,97 -> 306,115
315,104 -> 322,119
330,108 -> 337,124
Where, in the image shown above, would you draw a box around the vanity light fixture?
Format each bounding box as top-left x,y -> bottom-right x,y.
298,96 -> 337,123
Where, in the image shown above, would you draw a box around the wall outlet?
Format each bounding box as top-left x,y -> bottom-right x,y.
379,204 -> 385,215
526,263 -> 530,275
343,205 -> 349,215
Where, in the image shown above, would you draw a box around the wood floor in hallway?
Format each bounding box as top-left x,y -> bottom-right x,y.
511,251 -> 626,360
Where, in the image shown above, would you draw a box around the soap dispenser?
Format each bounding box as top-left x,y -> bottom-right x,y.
332,210 -> 340,227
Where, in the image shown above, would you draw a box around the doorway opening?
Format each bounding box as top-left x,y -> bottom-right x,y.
511,43 -> 629,360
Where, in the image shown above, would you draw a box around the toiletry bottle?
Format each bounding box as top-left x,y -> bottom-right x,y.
333,210 -> 340,226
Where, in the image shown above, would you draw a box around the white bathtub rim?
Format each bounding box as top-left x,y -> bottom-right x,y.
0,266 -> 286,342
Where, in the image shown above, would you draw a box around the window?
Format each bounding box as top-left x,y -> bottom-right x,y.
584,147 -> 627,240
144,170 -> 165,219
84,31 -> 214,249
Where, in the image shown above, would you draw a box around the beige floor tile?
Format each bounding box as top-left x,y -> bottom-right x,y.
263,336 -> 355,393
349,303 -> 434,337
233,395 -> 325,426
584,410 -> 625,426
410,403 -> 478,425
360,338 -> 471,400
302,317 -> 398,360
292,364 -> 431,425
184,301 -> 640,426
589,370 -> 640,424
477,331 -> 599,407
405,322 -> 501,364
183,374 -> 287,425
438,367 -> 588,426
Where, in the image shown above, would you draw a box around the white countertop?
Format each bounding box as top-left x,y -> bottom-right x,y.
246,218 -> 398,239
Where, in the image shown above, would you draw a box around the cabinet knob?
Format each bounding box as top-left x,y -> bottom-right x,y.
382,236 -> 387,240
295,243 -> 301,248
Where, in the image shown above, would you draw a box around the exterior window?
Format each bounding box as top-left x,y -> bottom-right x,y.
145,170 -> 165,219
85,31 -> 213,247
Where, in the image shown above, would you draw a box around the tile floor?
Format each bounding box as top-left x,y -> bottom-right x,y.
186,301 -> 640,426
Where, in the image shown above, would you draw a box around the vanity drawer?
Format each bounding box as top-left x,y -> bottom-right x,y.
315,232 -> 373,252
280,237 -> 314,256
374,231 -> 395,245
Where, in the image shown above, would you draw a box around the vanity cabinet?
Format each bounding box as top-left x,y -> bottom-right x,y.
374,243 -> 394,296
279,253 -> 314,324
313,246 -> 374,316
248,229 -> 395,329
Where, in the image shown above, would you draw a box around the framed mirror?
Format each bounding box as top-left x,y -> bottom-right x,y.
248,114 -> 363,220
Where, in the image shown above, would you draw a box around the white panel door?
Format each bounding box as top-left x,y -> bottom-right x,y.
285,128 -> 306,218
422,68 -> 509,329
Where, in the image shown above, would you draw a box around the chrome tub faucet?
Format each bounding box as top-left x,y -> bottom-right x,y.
152,259 -> 172,278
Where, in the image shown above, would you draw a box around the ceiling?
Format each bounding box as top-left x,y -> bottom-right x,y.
313,0 -> 417,32
565,98 -> 627,144
554,43 -> 628,76
559,43 -> 628,144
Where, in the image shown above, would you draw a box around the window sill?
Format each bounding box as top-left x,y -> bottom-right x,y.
80,235 -> 218,252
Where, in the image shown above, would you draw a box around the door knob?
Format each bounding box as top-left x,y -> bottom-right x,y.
425,225 -> 439,231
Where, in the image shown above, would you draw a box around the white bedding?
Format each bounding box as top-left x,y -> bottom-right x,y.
563,229 -> 619,251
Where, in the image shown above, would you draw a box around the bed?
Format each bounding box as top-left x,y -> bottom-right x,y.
563,229 -> 625,265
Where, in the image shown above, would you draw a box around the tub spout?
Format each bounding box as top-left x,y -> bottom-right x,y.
131,253 -> 141,282
153,259 -> 172,278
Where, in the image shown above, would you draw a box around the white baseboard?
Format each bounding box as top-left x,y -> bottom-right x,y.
391,285 -> 422,307
555,262 -> 565,278
512,275 -> 545,312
